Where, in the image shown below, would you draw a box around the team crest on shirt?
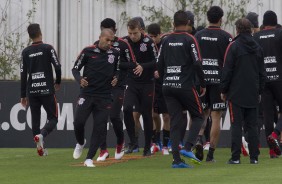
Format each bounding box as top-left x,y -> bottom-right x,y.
140,43 -> 147,52
108,54 -> 115,63
78,98 -> 85,105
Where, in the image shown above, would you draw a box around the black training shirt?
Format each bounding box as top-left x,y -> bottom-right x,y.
253,28 -> 282,82
21,41 -> 61,98
195,26 -> 233,85
157,30 -> 205,89
72,44 -> 120,98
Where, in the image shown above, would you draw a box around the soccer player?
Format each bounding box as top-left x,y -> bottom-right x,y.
94,18 -> 135,161
254,10 -> 282,158
148,23 -> 170,155
157,10 -> 206,168
221,18 -> 266,164
20,23 -> 61,157
194,6 -> 233,162
72,29 -> 120,167
122,19 -> 158,156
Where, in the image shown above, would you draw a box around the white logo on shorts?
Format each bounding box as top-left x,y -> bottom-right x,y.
78,98 -> 85,105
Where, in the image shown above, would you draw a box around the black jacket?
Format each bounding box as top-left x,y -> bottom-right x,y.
157,30 -> 205,89
123,34 -> 158,84
221,33 -> 266,107
195,26 -> 233,84
72,45 -> 120,98
94,36 -> 136,88
21,41 -> 61,98
253,28 -> 282,82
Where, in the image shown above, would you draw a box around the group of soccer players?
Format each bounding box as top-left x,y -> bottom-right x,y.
20,5 -> 282,168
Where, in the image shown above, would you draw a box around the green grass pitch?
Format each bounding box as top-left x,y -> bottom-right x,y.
0,148 -> 281,184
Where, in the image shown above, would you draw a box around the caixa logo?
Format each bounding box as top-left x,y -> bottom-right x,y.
0,103 -> 74,131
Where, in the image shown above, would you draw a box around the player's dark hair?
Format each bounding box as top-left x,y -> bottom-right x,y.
174,10 -> 188,27
207,6 -> 224,24
27,23 -> 42,39
147,23 -> 161,35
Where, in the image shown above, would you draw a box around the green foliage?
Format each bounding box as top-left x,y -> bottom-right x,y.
142,6 -> 173,33
114,0 -> 255,35
0,0 -> 38,80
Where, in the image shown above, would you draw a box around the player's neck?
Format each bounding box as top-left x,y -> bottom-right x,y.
209,23 -> 220,27
32,37 -> 42,43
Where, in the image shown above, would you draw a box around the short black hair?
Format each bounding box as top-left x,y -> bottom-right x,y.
174,10 -> 188,27
127,19 -> 141,29
147,23 -> 161,35
207,6 -> 224,24
263,10 -> 277,26
235,18 -> 252,34
27,23 -> 41,39
100,18 -> 116,30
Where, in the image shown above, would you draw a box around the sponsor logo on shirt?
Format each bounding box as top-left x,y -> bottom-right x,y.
202,59 -> 219,66
264,56 -> 277,64
266,67 -> 277,72
31,72 -> 45,80
113,42 -> 119,47
201,37 -> 218,41
51,49 -> 59,65
168,42 -> 183,46
143,37 -> 150,42
191,44 -> 199,61
163,82 -> 182,88
203,70 -> 218,75
165,76 -> 180,80
213,103 -> 226,110
29,52 -> 43,58
259,34 -> 275,39
167,66 -> 181,73
31,82 -> 47,88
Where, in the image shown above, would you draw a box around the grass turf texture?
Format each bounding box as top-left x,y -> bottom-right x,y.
0,148 -> 281,184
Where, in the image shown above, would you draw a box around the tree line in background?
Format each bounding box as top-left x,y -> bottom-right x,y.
0,0 -> 38,80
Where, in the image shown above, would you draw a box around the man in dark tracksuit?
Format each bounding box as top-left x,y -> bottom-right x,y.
95,18 -> 136,161
157,10 -> 206,168
72,29 -> 120,167
122,19 -> 158,156
20,23 -> 61,157
194,6 -> 233,162
253,10 -> 282,157
221,18 -> 266,164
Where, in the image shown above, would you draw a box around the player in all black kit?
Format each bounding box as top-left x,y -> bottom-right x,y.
194,6 -> 233,162
221,18 -> 266,164
157,10 -> 206,168
147,23 -> 171,155
122,19 -> 158,156
20,23 -> 61,156
94,18 -> 136,162
72,29 -> 120,167
254,10 -> 282,158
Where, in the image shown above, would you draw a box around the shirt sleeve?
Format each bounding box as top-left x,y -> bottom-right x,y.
72,48 -> 88,84
156,44 -> 165,80
20,52 -> 27,98
188,36 -> 206,88
48,46 -> 61,84
221,42 -> 235,94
